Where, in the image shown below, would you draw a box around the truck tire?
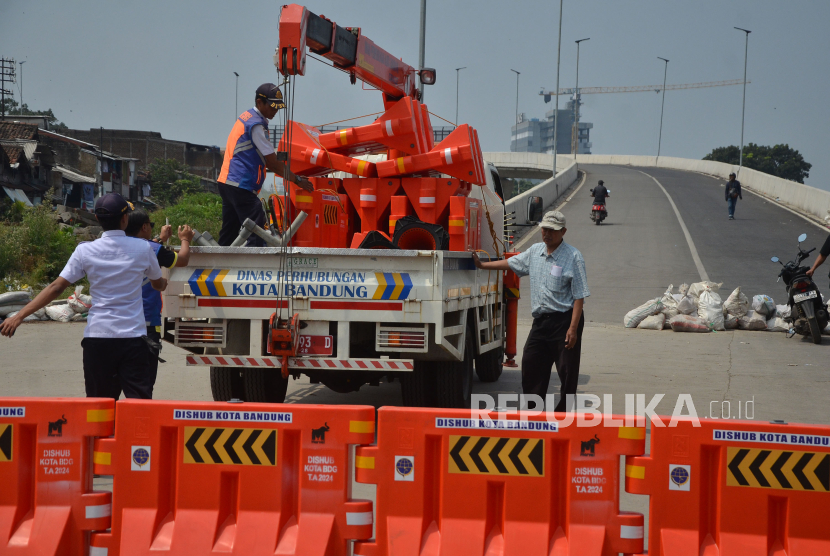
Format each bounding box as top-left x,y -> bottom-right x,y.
435,329 -> 474,408
210,367 -> 244,401
808,316 -> 823,345
475,346 -> 503,383
401,361 -> 435,407
243,369 -> 289,403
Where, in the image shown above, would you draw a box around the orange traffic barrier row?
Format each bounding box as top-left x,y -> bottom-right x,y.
0,397 -> 114,556
626,417 -> 830,556
354,407 -> 646,556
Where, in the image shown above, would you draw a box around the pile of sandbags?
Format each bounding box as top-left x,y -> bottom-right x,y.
0,286 -> 91,324
625,282 -> 803,334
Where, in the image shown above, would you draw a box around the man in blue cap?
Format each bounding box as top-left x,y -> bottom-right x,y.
1,193 -> 168,399
217,82 -> 313,246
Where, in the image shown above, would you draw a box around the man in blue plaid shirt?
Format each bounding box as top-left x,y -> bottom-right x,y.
473,210 -> 589,412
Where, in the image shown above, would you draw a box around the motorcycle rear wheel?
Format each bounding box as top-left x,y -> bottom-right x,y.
808,316 -> 822,344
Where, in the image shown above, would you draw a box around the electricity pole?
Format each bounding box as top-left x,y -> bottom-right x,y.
656,57 -> 669,160
572,38 -> 589,155
735,27 -> 751,176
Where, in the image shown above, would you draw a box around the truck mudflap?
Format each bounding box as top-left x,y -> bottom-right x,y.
186,354 -> 414,371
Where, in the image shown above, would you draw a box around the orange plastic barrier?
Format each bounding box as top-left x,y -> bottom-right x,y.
400,177 -> 462,227
288,179 -> 350,248
448,196 -> 481,252
388,195 -> 414,235
278,121 -> 377,178
0,397 -> 114,556
626,417 -> 830,555
342,177 -> 403,234
355,407 -> 646,556
91,400 -> 375,556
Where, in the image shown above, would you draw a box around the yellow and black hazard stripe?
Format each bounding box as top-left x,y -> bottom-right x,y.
727,447 -> 830,492
0,424 -> 11,462
324,205 -> 338,225
449,435 -> 543,476
184,427 -> 276,466
504,287 -> 520,299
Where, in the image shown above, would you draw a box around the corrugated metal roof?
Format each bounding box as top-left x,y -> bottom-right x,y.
53,164 -> 96,184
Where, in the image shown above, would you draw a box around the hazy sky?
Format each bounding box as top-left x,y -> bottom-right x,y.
3,1 -> 829,189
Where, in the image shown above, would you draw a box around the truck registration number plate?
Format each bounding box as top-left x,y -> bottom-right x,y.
794,290 -> 817,303
297,335 -> 333,355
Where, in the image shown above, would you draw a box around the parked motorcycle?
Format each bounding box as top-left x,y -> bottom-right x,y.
771,233 -> 828,344
589,188 -> 609,225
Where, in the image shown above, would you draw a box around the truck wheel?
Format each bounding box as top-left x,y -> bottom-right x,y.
475,347 -> 503,383
210,367 -> 244,401
435,330 -> 474,408
401,361 -> 435,407
243,369 -> 289,403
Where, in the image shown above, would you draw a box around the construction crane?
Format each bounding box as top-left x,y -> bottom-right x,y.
538,78 -> 750,154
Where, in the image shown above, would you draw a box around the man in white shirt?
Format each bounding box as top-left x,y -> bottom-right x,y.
216,83 -> 313,246
1,193 -> 168,399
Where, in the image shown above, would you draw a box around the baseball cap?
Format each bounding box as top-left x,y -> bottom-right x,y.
539,210 -> 566,230
94,192 -> 134,217
256,83 -> 285,109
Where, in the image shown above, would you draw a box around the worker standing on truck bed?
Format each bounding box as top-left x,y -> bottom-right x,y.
217,83 -> 314,246
473,210 -> 589,413
0,193 -> 168,399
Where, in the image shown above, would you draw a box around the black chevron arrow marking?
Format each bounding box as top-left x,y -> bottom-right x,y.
770,451 -> 792,489
186,427 -> 205,463
510,438 -> 529,474
261,430 -> 276,465
749,450 -> 771,487
527,438 -> 544,474
491,438 -> 509,474
450,436 -> 469,472
792,453 -> 814,490
0,425 -> 11,461
243,429 -> 262,464
224,429 -> 243,464
728,448 -> 750,486
205,428 -> 224,463
815,454 -> 830,491
469,437 -> 489,472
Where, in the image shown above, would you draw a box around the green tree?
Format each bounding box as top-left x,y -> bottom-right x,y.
703,143 -> 811,183
147,159 -> 204,206
0,98 -> 68,130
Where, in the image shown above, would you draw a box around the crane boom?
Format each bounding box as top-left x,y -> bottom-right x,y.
540,78 -> 749,97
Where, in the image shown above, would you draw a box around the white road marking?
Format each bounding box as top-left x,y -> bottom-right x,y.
639,170 -> 709,282
513,170 -> 588,252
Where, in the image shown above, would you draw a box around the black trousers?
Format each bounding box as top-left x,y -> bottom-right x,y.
81,337 -> 156,400
521,309 -> 585,412
147,326 -> 162,379
218,183 -> 266,247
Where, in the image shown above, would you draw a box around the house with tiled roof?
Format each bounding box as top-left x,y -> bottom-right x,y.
0,122 -> 58,205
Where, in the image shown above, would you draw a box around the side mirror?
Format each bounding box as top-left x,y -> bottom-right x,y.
527,196 -> 544,224
418,68 -> 436,85
798,233 -> 807,243
771,257 -> 779,263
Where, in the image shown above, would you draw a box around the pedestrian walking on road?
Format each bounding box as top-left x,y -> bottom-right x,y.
725,172 -> 742,220
472,210 -> 590,412
125,209 -> 194,376
0,193 -> 168,400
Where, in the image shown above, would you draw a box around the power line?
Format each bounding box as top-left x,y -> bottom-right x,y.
541,78 -> 749,97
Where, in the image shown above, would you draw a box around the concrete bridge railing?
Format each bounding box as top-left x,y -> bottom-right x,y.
572,154 -> 830,224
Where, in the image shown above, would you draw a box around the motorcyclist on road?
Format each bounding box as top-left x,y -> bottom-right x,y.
591,180 -> 609,203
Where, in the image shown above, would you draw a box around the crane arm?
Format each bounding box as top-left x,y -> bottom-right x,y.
277,4 -> 430,102
540,78 -> 749,98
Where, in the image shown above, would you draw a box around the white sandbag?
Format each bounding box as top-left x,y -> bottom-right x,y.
672,293 -> 684,303
638,314 -> 666,330
698,288 -> 725,331
31,307 -> 47,320
723,287 -> 750,317
724,314 -> 739,329
688,281 -> 723,299
660,285 -> 679,319
752,295 -> 775,317
0,304 -> 26,317
766,317 -> 790,332
623,298 -> 663,328
738,310 -> 767,331
45,304 -> 75,323
677,295 -> 697,315
678,283 -> 690,296
6,311 -> 42,322
774,304 -> 791,319
0,291 -> 31,306
669,314 -> 710,332
70,312 -> 87,322
67,285 -> 92,313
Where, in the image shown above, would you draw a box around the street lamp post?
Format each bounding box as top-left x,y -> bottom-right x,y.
656,57 -> 669,160
735,27 -> 751,176
455,67 -> 466,126
552,0 -> 563,178
18,61 -> 25,115
233,72 -> 239,118
572,38 -> 589,155
510,69 -> 520,150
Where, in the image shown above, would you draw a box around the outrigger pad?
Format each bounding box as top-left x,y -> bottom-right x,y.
392,215 -> 449,251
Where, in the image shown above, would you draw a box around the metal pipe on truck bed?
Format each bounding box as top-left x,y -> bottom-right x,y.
239,211 -> 308,248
